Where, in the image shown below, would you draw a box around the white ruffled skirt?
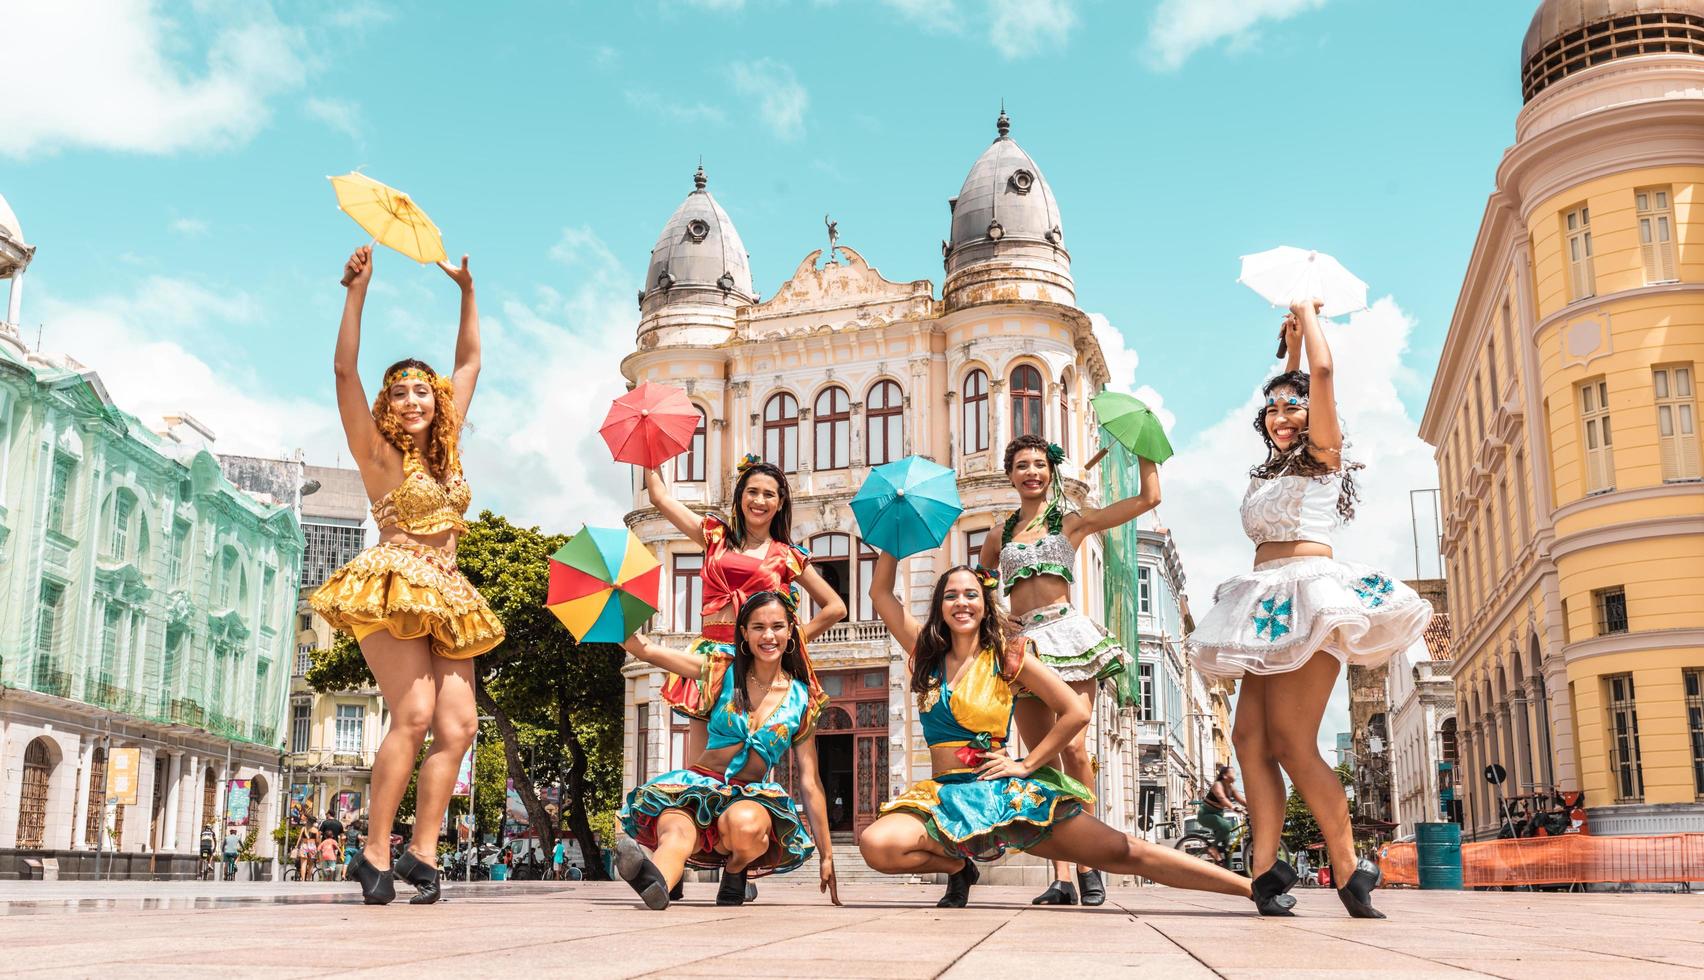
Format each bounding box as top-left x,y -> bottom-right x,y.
1186,556 -> 1430,679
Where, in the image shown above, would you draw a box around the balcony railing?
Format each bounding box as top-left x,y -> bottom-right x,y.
170,698 -> 206,727
31,668 -> 71,699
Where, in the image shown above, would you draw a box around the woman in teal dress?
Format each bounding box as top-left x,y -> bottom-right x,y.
859,555 -> 1265,910
615,591 -> 842,910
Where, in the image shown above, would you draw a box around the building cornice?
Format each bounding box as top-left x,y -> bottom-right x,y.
1532,281 -> 1704,344
1550,512 -> 1704,560
1563,627 -> 1704,666
1550,480 -> 1704,523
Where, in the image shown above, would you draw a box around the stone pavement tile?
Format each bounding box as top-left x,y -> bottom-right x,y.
943,948 -> 1220,979
1430,956 -> 1704,980
1218,970 -> 1481,979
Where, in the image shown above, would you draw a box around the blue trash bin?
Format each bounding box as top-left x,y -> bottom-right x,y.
1415,821 -> 1463,890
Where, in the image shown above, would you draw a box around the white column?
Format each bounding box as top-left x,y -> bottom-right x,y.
70,737 -> 95,849
6,269 -> 23,326
187,756 -> 205,835
162,751 -> 183,851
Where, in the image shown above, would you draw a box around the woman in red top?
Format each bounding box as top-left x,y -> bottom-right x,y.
644,456 -> 846,749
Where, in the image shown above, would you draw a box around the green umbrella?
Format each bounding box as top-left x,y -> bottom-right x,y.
1085,390 -> 1174,468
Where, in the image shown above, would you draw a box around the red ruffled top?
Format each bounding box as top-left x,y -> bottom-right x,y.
700,514 -> 810,619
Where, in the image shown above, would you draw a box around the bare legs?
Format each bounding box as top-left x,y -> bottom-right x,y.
1014,679 -> 1097,884
1236,652 -> 1356,882
642,801 -> 776,892
651,811 -> 698,889
858,812 -> 971,876
358,632 -> 477,870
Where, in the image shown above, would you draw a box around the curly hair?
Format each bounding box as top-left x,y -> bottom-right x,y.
1249,370 -> 1361,521
910,565 -> 1007,710
1002,433 -> 1054,475
372,358 -> 462,481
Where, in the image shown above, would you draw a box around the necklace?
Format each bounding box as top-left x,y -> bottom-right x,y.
749,674 -> 791,692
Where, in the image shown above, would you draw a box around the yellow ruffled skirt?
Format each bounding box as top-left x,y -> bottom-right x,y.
310,542 -> 505,660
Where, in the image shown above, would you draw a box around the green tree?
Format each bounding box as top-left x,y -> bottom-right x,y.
1280,763 -> 1355,854
306,511 -> 625,879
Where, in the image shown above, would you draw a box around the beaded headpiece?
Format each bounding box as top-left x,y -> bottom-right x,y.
1265,394 -> 1309,409
385,366 -> 436,388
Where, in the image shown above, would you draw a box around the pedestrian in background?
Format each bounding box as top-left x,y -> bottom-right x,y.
319,832 -> 344,881
222,827 -> 242,880
297,830 -> 319,881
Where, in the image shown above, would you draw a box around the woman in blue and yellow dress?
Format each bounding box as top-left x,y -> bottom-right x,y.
615,591 -> 842,909
859,554 -> 1264,910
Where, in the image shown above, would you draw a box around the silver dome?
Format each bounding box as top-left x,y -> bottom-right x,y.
641,166 -> 755,305
946,109 -> 1065,260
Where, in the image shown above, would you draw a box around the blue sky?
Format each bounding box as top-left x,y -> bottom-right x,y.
3,0 -> 1531,548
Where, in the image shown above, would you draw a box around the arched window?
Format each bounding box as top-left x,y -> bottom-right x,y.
1440,717 -> 1458,763
866,380 -> 903,466
762,393 -> 799,473
673,408 -> 707,482
1059,376 -> 1071,455
856,538 -> 879,621
17,739 -> 54,849
1011,364 -> 1043,439
814,387 -> 850,471
218,547 -> 238,608
807,533 -> 852,618
962,369 -> 989,453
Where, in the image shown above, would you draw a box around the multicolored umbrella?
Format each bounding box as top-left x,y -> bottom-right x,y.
546,525 -> 660,643
1083,390 -> 1174,469
599,382 -> 701,469
850,456 -> 963,559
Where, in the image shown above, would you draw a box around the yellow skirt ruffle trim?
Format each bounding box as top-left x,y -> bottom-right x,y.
310,542 -> 505,660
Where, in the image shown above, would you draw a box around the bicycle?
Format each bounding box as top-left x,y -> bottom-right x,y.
1175,807 -> 1290,876
196,854 -> 216,881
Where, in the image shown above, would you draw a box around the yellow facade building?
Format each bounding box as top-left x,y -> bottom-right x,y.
1420,0 -> 1704,837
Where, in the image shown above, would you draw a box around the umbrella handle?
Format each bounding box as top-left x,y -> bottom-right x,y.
340,239 -> 380,287
1083,446 -> 1110,470
1276,336 -> 1288,359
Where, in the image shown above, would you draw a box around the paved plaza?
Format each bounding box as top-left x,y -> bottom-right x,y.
1,879 -> 1700,978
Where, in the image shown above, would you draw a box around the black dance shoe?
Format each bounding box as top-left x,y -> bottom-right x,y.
1077,869 -> 1106,907
1336,858 -> 1386,919
936,859 -> 980,908
1031,879 -> 1079,905
668,879 -> 684,902
394,850 -> 442,905
614,838 -> 671,911
716,868 -> 750,907
1250,860 -> 1299,917
349,849 -> 396,906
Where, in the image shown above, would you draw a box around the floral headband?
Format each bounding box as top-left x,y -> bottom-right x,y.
1265,394 -> 1309,409
1046,442 -> 1066,466
736,452 -> 762,474
970,564 -> 999,592
385,366 -> 435,388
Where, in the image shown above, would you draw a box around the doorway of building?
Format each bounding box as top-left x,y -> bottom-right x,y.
816,733 -> 855,832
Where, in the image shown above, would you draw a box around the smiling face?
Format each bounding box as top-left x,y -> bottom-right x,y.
1263,385 -> 1308,453
740,473 -> 781,532
938,569 -> 987,637
740,599 -> 791,666
388,378 -> 437,439
1008,447 -> 1052,500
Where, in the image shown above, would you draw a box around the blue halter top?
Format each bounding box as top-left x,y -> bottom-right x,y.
919,646 -> 1021,754
706,663 -> 811,780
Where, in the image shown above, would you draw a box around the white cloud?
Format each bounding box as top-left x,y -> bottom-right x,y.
1089,312 -> 1176,435
170,217 -> 210,236
731,59 -> 809,141
624,89 -> 727,125
0,1 -> 310,158
305,96 -> 363,141
1144,297 -> 1437,753
1145,0 -> 1328,71
988,0 -> 1076,59
454,227 -> 637,530
35,278 -> 342,461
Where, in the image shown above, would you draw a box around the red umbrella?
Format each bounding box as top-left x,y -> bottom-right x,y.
598,382 -> 700,468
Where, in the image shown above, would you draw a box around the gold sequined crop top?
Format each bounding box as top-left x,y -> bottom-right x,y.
371,453 -> 471,536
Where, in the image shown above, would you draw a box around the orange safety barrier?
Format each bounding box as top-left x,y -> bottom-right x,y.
1379,833 -> 1704,887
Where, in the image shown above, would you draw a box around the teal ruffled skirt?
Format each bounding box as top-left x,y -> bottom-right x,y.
879,767 -> 1092,862
620,766 -> 815,877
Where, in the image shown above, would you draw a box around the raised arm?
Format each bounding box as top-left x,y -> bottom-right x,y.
976,652 -> 1089,780
868,551 -> 921,655
621,633 -> 706,679
334,247 -> 382,465
796,566 -> 846,643
1069,456 -> 1161,541
642,468 -> 707,547
1292,298 -> 1341,462
976,524 -> 1002,575
439,255 -> 481,420
1281,312 -> 1303,373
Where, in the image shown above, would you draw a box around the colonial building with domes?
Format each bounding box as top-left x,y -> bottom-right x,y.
1421,0 -> 1704,838
618,113 -> 1156,868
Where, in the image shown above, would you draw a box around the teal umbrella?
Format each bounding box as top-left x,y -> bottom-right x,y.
1084,390 -> 1174,469
850,456 -> 963,558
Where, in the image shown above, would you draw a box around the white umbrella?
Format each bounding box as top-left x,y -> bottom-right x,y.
1237,246 -> 1368,319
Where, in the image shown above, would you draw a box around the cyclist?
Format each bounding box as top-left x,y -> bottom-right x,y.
221,826 -> 242,880
198,825 -> 216,879
1197,765 -> 1248,866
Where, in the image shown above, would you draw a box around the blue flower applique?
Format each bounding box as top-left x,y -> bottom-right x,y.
1354,574 -> 1394,608
1252,596 -> 1293,641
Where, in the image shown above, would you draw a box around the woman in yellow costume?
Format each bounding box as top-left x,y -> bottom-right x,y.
859,555 -> 1263,911
310,246 -> 505,905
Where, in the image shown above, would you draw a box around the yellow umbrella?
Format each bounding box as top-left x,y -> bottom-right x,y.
328,172 -> 447,282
